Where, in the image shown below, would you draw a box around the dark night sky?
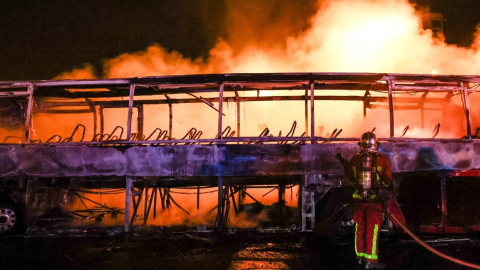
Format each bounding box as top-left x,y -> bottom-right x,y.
1,0 -> 480,80
413,0 -> 480,46
0,0 -> 227,80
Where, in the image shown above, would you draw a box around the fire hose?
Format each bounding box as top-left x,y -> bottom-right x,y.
385,209 -> 480,269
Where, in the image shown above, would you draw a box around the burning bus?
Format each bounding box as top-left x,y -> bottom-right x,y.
0,72 -> 480,236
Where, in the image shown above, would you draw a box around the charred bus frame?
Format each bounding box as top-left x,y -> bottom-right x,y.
0,72 -> 480,234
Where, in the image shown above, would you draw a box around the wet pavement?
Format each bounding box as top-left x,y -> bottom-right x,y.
2,228 -> 480,270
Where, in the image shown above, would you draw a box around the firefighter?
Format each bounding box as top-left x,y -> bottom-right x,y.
338,132 -> 392,269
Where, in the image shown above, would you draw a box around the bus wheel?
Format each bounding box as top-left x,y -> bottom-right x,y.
333,204 -> 355,236
0,205 -> 18,235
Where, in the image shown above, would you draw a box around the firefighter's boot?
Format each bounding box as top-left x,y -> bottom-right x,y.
364,261 -> 385,269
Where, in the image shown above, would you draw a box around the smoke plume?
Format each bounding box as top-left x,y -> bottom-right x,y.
53,0 -> 480,227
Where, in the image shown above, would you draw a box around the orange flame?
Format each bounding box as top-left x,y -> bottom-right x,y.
51,0 -> 480,227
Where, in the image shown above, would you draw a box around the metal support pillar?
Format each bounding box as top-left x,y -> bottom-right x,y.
145,186 -> 156,225
86,100 -> 97,136
24,83 -> 34,143
230,186 -> 238,214
305,89 -> 309,137
387,79 -> 395,138
158,188 -> 165,209
165,188 -> 171,208
217,177 -> 223,224
235,91 -> 240,141
363,90 -> 370,119
222,184 -> 230,227
153,187 -> 158,218
462,82 -> 472,139
440,171 -> 447,227
216,176 -> 224,228
238,188 -> 245,212
278,184 -> 285,225
420,92 -> 428,128
125,176 -> 134,233
310,82 -> 315,143
168,103 -> 173,138
130,187 -> 143,227
126,83 -> 136,141
301,175 -> 315,231
218,83 -> 225,139
164,94 -> 173,139
137,104 -> 144,140
99,106 -> 105,135
197,186 -> 200,210
143,180 -> 148,225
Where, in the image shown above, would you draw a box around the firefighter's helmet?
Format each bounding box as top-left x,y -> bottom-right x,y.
359,132 -> 379,152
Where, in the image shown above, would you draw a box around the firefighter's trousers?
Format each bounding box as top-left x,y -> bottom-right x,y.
353,201 -> 384,263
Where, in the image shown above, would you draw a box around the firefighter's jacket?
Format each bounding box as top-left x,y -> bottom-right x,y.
345,152 -> 392,201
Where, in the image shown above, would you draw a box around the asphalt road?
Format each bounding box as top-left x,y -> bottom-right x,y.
1,228 -> 480,270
